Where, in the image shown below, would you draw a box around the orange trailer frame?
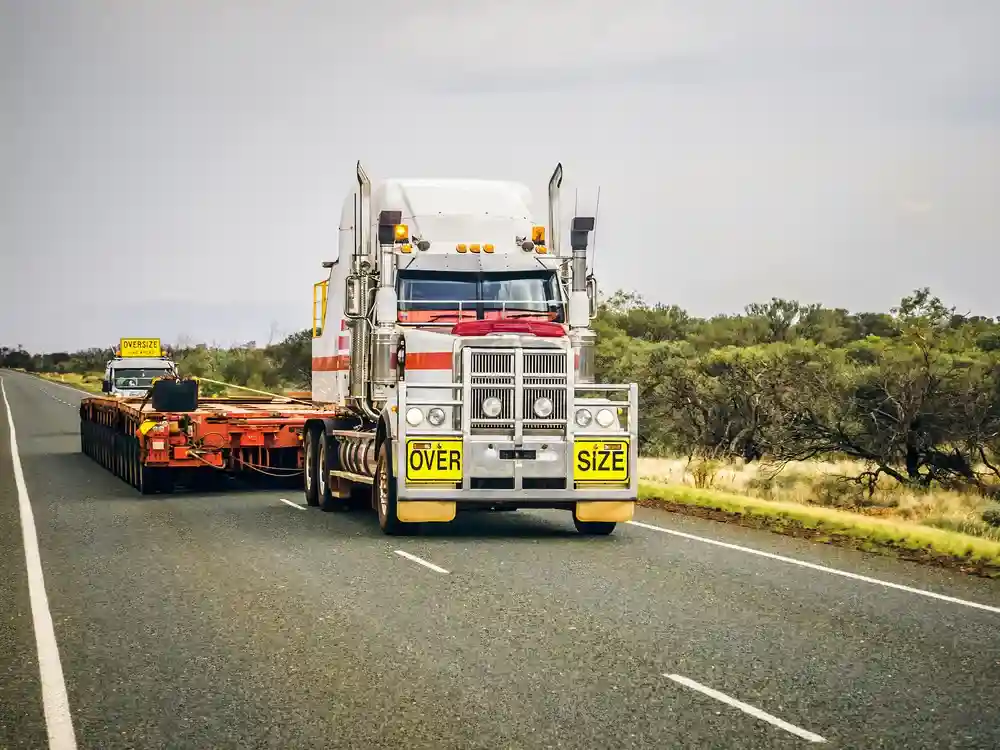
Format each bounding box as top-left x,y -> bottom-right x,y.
79,395 -> 340,494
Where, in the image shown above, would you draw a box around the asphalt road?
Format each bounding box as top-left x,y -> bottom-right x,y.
2,368 -> 1000,749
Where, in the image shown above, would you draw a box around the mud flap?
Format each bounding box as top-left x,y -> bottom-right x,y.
575,501 -> 635,523
396,500 -> 457,523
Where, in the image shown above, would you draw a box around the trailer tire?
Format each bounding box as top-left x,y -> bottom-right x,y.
374,440 -> 412,536
137,457 -> 160,496
573,518 -> 617,536
303,429 -> 319,507
318,433 -> 349,513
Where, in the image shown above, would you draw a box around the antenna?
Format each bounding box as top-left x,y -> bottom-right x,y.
589,185 -> 601,274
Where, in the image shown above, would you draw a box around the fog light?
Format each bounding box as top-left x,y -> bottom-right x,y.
427,407 -> 446,426
482,397 -> 503,418
596,408 -> 615,428
405,407 -> 423,426
575,408 -> 593,427
533,396 -> 553,418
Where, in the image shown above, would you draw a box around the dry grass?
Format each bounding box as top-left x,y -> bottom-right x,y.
639,456 -> 1000,543
638,482 -> 1000,571
37,372 -> 104,394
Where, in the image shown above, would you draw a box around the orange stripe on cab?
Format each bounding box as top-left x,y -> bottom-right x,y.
405,352 -> 452,370
314,352 -> 452,372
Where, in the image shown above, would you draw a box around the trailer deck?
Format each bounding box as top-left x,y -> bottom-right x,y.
79,394 -> 338,494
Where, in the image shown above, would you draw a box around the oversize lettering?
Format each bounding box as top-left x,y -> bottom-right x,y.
574,442 -> 629,482
406,441 -> 463,481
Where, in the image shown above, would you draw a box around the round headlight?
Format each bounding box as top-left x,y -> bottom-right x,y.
596,408 -> 615,428
533,396 -> 553,418
482,396 -> 503,418
405,407 -> 423,426
575,408 -> 593,427
427,407 -> 446,426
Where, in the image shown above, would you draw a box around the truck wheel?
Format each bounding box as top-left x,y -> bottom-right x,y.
138,465 -> 158,495
303,429 -> 319,507
374,440 -> 411,535
318,433 -> 348,512
573,518 -> 617,536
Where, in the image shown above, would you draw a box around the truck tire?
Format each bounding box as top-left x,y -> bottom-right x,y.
318,432 -> 349,512
137,464 -> 158,495
374,440 -> 412,536
303,429 -> 319,507
573,518 -> 617,536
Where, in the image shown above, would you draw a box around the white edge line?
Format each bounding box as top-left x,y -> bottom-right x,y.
627,519 -> 1000,615
1,378 -> 79,749
394,549 -> 450,574
279,498 -> 306,510
665,673 -> 827,744
27,373 -> 92,398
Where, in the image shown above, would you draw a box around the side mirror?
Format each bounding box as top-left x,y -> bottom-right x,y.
586,276 -> 598,319
101,379 -> 111,393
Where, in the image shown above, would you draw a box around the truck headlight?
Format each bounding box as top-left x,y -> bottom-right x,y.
427,407 -> 446,426
574,408 -> 593,427
482,397 -> 503,418
532,396 -> 553,418
405,407 -> 423,426
596,408 -> 616,428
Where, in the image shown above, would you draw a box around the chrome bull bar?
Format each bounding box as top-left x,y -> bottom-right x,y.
395,379 -> 639,501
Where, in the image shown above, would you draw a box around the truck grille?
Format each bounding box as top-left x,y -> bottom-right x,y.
467,349 -> 567,431
523,352 -> 567,425
470,351 -> 515,425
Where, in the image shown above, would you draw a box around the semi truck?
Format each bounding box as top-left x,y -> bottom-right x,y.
301,162 -> 638,535
78,162 -> 638,535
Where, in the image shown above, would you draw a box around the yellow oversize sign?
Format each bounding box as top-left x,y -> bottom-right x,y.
120,338 -> 162,358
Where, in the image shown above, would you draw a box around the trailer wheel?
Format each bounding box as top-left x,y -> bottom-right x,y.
318,433 -> 349,512
137,457 -> 159,496
374,440 -> 412,535
573,518 -> 617,536
303,429 -> 319,507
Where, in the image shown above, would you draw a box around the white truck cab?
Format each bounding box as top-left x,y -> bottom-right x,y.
305,162 -> 638,536
101,355 -> 178,398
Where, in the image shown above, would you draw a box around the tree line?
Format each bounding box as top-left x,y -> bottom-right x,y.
0,331 -> 312,397
596,288 -> 1000,498
4,286 -> 1000,496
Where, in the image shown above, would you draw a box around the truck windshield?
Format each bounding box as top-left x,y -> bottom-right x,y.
112,368 -> 171,388
397,271 -> 564,324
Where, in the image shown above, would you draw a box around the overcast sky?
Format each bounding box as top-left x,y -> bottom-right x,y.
2,0 -> 998,352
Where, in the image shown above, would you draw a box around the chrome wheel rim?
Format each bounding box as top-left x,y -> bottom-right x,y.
317,439 -> 325,496
378,460 -> 389,520
304,437 -> 313,494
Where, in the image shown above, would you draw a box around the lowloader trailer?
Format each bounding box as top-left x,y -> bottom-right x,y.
79,387 -> 335,495
78,162 -> 639,536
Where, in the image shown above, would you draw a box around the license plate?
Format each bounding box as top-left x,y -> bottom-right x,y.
405,439 -> 463,483
573,440 -> 630,484
499,449 -> 536,460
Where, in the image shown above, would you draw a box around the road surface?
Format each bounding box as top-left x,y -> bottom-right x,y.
2,368 -> 999,749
